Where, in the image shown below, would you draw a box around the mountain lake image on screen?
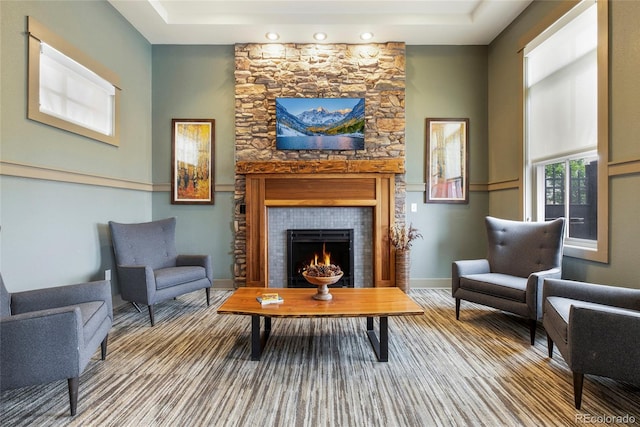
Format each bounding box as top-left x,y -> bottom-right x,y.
276,98 -> 365,150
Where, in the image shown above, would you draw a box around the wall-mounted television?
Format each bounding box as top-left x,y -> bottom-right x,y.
276,97 -> 365,150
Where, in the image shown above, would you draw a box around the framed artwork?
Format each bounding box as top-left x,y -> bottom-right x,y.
275,97 -> 365,150
171,119 -> 215,205
425,118 -> 469,204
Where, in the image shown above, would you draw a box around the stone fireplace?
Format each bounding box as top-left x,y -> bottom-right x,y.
233,42 -> 406,287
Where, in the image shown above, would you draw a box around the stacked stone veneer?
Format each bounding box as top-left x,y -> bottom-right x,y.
234,42 -> 406,287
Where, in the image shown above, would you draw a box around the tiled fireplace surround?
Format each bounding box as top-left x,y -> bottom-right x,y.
233,42 -> 406,288
268,207 -> 372,288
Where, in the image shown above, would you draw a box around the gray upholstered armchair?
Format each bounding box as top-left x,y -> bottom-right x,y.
109,217 -> 213,326
452,216 -> 565,344
0,273 -> 113,416
543,278 -> 640,409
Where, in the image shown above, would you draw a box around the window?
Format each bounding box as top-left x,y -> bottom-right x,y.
535,153 -> 598,246
27,17 -> 121,146
523,0 -> 608,262
39,43 -> 115,136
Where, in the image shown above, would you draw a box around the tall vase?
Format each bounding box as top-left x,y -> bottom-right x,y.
395,249 -> 410,293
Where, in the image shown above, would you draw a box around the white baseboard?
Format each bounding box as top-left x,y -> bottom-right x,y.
410,278 -> 451,289
212,279 -> 235,290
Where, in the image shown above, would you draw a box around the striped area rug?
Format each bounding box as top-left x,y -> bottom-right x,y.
1,289 -> 638,426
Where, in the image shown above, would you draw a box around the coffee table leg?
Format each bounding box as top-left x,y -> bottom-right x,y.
379,317 -> 388,361
251,315 -> 261,360
264,316 -> 271,339
366,316 -> 389,362
251,315 -> 272,361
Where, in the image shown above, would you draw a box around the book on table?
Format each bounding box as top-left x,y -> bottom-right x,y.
257,293 -> 284,305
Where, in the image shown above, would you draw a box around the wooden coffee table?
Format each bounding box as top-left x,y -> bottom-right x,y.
217,287 -> 424,362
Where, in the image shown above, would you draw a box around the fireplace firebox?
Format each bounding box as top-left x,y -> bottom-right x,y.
287,229 -> 354,288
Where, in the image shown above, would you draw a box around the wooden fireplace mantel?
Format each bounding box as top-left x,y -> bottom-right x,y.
236,159 -> 404,175
239,163 -> 400,288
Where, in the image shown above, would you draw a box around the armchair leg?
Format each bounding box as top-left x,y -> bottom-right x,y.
529,319 -> 537,345
573,372 -> 584,409
206,287 -> 211,306
101,335 -> 108,360
455,298 -> 461,320
148,305 -> 155,326
546,334 -> 554,358
131,302 -> 142,313
68,377 -> 79,416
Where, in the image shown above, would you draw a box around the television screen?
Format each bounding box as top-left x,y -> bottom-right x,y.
276,97 -> 365,150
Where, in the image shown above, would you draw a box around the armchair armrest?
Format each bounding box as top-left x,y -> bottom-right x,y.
116,265 -> 156,304
527,268 -> 562,319
453,259 -> 490,276
452,259 -> 489,295
177,254 -> 213,281
529,268 -> 562,286
10,280 -> 113,320
543,278 -> 640,311
569,305 -> 640,384
0,306 -> 83,389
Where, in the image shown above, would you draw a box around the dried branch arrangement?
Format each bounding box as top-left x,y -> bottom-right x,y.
389,223 -> 423,251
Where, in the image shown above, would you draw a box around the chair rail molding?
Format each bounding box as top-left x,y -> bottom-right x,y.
0,160 -> 153,191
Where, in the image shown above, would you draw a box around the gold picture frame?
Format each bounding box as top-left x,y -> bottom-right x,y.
171,119 -> 215,205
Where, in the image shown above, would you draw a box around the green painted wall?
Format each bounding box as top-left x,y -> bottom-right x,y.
0,1 -> 152,291
487,0 -> 640,289
1,1 -> 152,181
405,46 -> 490,285
151,45 -> 236,284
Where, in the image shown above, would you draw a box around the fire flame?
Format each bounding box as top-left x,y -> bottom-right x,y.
302,243 -> 343,277
311,243 -> 332,266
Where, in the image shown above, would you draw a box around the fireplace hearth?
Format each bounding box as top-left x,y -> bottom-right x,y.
287,229 -> 354,288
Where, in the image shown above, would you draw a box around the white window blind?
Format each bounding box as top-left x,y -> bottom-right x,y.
525,2 -> 597,163
39,43 -> 115,137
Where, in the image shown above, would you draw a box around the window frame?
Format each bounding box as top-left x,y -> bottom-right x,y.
533,151 -> 599,249
521,0 -> 608,263
27,16 -> 121,146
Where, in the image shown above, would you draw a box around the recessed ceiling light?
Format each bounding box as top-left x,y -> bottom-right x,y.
265,32 -> 280,41
313,32 -> 327,41
360,32 -> 374,41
